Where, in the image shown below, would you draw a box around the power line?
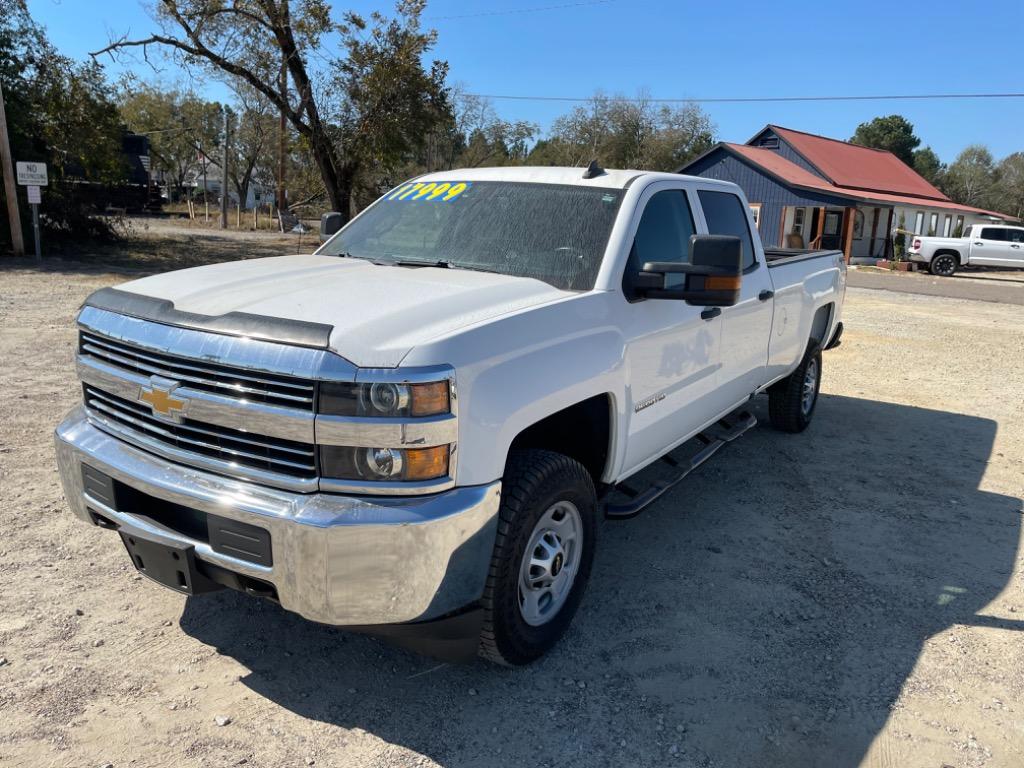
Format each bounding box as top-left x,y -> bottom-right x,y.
428,0 -> 617,21
466,91 -> 1024,104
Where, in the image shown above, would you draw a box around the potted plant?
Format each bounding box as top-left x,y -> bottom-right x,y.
875,213 -> 915,271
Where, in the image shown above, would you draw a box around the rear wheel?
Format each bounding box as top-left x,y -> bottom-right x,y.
478,450 -> 596,666
929,253 -> 958,276
769,344 -> 822,433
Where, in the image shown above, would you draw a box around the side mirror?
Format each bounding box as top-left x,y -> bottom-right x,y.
634,234 -> 742,306
320,212 -> 343,242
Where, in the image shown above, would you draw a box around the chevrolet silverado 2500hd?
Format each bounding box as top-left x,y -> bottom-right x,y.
55,166 -> 846,665
908,223 -> 1024,275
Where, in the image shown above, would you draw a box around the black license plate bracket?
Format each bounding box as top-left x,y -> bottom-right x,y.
119,531 -> 223,595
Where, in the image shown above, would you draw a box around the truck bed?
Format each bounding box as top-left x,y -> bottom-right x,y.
763,248 -> 845,267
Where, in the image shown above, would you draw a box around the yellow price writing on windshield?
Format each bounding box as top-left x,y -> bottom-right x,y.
386,181 -> 471,203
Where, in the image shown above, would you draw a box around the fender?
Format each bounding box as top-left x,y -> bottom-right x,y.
402,291 -> 626,486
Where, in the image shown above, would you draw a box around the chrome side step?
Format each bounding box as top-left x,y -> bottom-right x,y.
603,410 -> 757,520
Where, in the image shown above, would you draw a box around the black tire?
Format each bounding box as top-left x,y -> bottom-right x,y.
478,449 -> 597,666
929,253 -> 958,276
768,344 -> 822,433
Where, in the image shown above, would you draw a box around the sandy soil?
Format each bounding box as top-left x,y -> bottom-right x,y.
1,235 -> 1023,767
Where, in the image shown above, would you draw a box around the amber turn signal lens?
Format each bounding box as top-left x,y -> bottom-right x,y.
404,445 -> 450,481
410,381 -> 450,417
705,275 -> 742,291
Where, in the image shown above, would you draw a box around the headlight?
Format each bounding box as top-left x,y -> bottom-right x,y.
319,445 -> 450,482
319,381 -> 450,417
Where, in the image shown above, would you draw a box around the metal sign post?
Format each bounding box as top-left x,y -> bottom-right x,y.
27,185 -> 41,258
15,162 -> 46,260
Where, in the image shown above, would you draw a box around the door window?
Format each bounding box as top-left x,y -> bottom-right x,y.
624,190 -> 695,296
698,190 -> 757,270
1007,229 -> 1024,243
980,227 -> 1007,241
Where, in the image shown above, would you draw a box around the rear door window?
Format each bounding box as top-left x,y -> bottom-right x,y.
698,190 -> 757,270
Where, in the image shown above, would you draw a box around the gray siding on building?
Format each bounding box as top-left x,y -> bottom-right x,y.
683,149 -> 851,248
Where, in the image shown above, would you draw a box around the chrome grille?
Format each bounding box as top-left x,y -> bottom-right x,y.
83,385 -> 317,480
79,331 -> 316,410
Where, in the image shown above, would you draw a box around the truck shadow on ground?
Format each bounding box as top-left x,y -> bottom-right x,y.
179,394 -> 1022,767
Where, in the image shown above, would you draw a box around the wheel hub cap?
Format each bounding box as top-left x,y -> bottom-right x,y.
802,359 -> 818,415
518,501 -> 582,627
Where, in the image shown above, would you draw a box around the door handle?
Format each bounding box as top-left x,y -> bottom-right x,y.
758,289 -> 774,301
1012,244 -> 1021,249
701,307 -> 721,320
975,242 -> 984,245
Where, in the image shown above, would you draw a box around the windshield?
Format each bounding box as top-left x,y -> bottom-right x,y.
320,180 -> 623,291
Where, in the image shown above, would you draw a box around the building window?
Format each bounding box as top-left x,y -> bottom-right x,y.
954,215 -> 965,237
914,211 -> 925,234
943,215 -> 952,237
759,137 -> 780,149
928,212 -> 939,236
749,203 -> 762,229
792,207 -> 805,235
853,209 -> 865,240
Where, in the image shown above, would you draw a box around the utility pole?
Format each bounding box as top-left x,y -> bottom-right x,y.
0,81 -> 25,256
220,107 -> 229,229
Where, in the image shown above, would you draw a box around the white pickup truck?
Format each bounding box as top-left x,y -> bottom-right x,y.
908,223 -> 1024,275
55,166 -> 845,665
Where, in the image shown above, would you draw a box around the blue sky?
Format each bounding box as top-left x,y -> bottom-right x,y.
26,0 -> 1024,163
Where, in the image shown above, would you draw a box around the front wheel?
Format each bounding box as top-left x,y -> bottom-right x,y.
478,450 -> 597,665
768,344 -> 822,433
929,253 -> 958,276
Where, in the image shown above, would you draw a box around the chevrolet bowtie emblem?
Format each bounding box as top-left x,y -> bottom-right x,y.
139,376 -> 188,421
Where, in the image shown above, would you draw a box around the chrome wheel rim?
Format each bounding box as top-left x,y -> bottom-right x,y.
518,501 -> 583,627
801,358 -> 819,416
935,256 -> 955,275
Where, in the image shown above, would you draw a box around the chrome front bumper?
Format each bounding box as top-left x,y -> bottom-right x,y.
55,406 -> 501,626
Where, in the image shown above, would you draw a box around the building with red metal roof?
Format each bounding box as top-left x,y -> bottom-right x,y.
679,125 -> 1014,262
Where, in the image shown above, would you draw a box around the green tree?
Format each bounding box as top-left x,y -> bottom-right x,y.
992,152 -> 1024,220
529,93 -> 714,171
448,91 -> 536,168
849,115 -> 920,166
912,146 -> 945,188
945,145 -> 996,208
227,83 -> 278,208
118,82 -> 223,202
1,0 -> 127,248
95,0 -> 450,221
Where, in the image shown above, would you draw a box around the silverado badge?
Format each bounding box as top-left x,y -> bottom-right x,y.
139,376 -> 188,422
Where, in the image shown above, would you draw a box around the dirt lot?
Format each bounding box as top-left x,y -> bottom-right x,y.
2,230 -> 1023,768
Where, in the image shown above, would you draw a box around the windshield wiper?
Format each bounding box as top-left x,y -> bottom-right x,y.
392,258 -> 451,268
387,257 -> 508,276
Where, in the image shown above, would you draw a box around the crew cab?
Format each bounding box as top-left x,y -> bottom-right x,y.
55,166 -> 845,665
908,223 -> 1024,276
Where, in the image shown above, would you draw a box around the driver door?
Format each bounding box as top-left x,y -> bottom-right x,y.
619,184 -> 730,478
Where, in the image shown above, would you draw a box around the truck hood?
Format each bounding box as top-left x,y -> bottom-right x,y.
115,254 -> 572,367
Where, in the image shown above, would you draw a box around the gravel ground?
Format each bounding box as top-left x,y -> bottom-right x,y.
1,235 -> 1023,767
